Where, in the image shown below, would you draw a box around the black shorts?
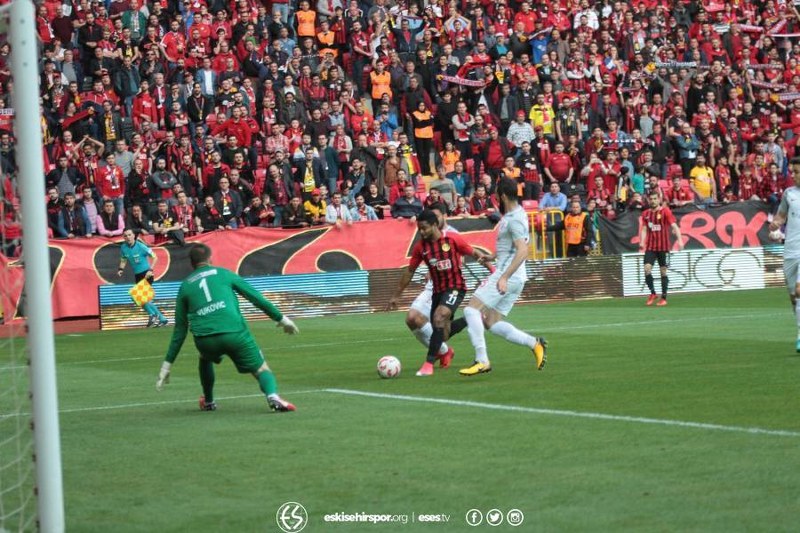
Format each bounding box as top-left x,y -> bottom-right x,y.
134,271 -> 154,284
644,251 -> 669,268
431,289 -> 466,316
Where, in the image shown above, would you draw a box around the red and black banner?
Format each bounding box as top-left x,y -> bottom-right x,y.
2,218 -> 498,321
598,201 -> 771,254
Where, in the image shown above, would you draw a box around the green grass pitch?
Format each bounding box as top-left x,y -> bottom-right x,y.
3,288 -> 800,532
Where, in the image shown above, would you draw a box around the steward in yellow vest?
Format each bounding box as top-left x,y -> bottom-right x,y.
547,200 -> 595,257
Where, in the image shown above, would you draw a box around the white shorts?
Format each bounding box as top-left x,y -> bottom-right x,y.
409,286 -> 434,317
785,257 -> 800,294
472,271 -> 525,316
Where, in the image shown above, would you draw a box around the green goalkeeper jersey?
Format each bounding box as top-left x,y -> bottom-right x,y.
165,265 -> 283,363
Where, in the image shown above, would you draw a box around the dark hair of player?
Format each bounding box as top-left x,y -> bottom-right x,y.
190,243 -> 212,268
427,202 -> 447,215
791,157 -> 800,167
418,209 -> 439,226
496,177 -> 519,202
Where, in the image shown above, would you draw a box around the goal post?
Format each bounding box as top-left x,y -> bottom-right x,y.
8,0 -> 65,531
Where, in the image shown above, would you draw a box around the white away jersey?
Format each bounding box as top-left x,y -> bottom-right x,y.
779,186 -> 800,259
495,206 -> 529,282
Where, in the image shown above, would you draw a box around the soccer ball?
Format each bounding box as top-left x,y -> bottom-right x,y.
377,356 -> 401,379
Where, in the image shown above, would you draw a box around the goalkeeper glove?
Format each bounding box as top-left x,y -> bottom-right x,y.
156,361 -> 172,391
278,316 -> 300,335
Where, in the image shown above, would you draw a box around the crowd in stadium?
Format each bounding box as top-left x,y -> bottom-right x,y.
0,0 -> 799,255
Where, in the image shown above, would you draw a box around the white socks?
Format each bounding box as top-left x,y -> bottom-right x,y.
413,323 -> 449,354
489,321 -> 537,349
464,307 -> 489,363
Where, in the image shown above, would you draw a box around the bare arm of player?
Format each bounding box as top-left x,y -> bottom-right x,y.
671,222 -> 684,251
387,266 -> 415,311
770,213 -> 787,232
497,237 -> 528,295
639,223 -> 648,253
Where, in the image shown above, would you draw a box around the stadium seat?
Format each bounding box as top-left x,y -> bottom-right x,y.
522,200 -> 539,211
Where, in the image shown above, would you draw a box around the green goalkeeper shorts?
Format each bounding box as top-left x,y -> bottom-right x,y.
193,330 -> 265,374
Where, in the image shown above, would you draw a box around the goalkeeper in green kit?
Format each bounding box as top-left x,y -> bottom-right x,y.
156,243 -> 300,412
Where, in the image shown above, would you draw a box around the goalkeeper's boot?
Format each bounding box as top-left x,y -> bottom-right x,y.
533,337 -> 547,371
439,346 -> 455,368
415,361 -> 434,376
268,395 -> 296,412
656,298 -> 668,307
146,315 -> 157,328
199,396 -> 217,411
795,338 -> 800,354
459,361 -> 492,376
646,294 -> 658,306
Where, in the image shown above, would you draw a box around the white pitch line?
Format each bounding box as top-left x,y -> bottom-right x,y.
0,311 -> 784,372
324,389 -> 800,438
0,389 -> 327,420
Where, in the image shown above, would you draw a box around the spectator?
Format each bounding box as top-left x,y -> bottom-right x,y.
46,155 -> 84,198
363,182 -> 389,220
325,191 -> 353,226
689,154 -> 717,207
151,200 -> 185,245
470,184 -> 497,218
446,160 -> 473,200
351,193 -> 379,221
283,196 -> 310,229
666,177 -> 693,209
126,204 -> 152,238
96,200 -> 125,238
540,182 -> 568,212
244,195 -> 276,228
56,192 -> 92,239
304,188 -> 327,225
391,185 -> 423,220
214,177 -> 244,229
196,196 -> 228,233
96,152 -> 127,217
427,171 -> 458,213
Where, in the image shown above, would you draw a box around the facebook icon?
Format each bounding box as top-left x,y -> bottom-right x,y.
466,509 -> 483,526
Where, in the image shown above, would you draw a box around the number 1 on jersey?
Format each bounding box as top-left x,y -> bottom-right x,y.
199,277 -> 212,303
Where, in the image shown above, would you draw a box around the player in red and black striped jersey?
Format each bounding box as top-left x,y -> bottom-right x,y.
388,210 -> 487,376
640,191 -> 684,306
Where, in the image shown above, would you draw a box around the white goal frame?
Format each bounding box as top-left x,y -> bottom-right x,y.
7,0 -> 65,531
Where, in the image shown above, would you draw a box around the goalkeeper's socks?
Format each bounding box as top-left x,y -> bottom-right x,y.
198,359 -> 215,403
257,370 -> 278,397
661,276 -> 669,299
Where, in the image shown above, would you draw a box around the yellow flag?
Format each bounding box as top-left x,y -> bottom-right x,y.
129,279 -> 154,307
